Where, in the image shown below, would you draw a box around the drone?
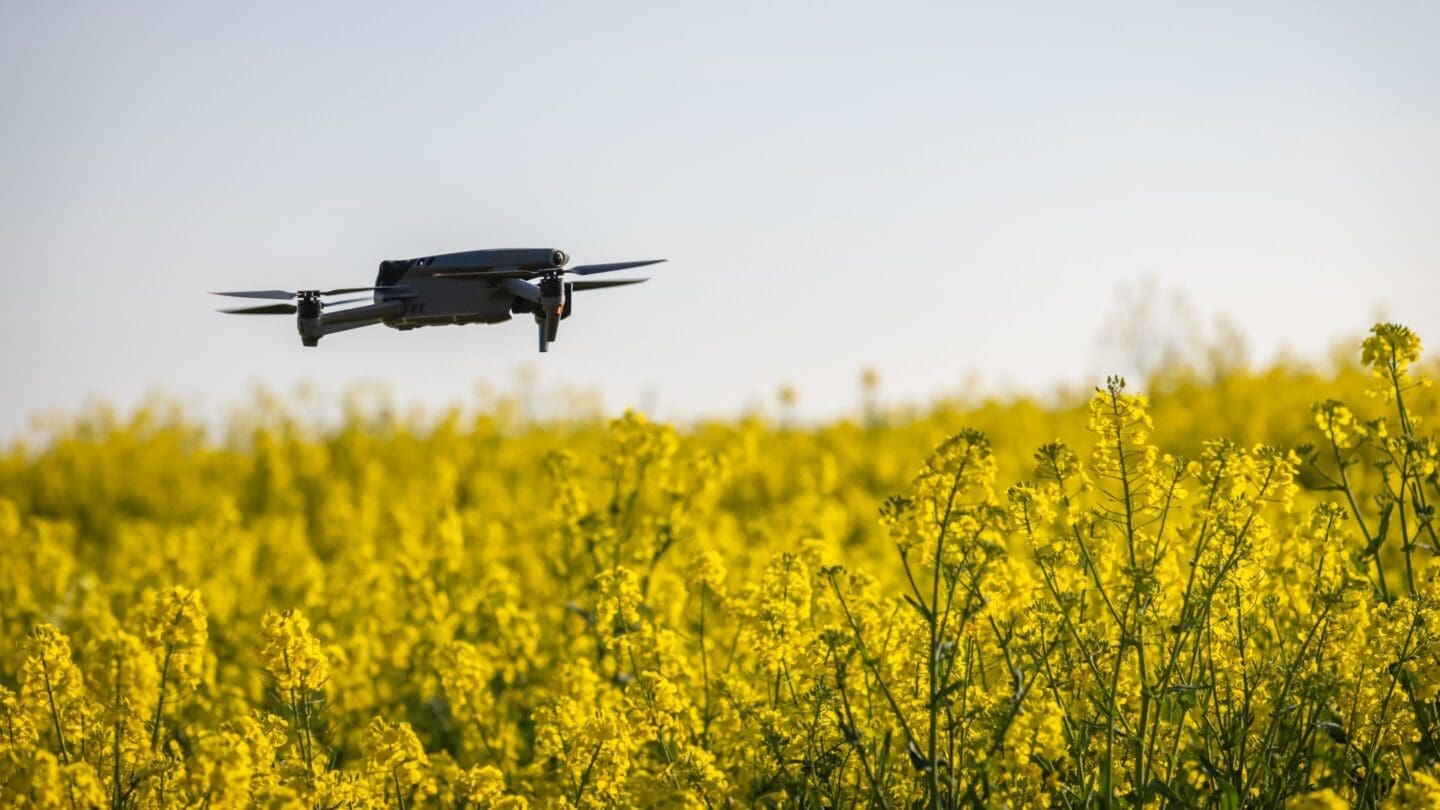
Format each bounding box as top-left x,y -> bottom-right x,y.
214,248 -> 663,352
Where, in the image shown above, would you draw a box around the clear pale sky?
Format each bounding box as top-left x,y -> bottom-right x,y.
2,2 -> 1437,435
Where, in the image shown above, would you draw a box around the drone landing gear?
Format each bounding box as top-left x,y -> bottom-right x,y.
537,318 -> 561,351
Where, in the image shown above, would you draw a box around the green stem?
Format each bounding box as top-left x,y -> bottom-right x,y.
40,660 -> 72,765
151,644 -> 174,751
112,655 -> 124,810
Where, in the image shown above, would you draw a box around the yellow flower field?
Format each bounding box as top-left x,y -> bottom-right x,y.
2,323 -> 1439,808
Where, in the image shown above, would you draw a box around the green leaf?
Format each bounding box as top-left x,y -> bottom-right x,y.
1146,778 -> 1185,806
902,593 -> 932,622
1218,779 -> 1241,810
1368,501 -> 1395,555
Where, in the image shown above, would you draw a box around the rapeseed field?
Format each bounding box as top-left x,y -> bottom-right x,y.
2,323 -> 1438,808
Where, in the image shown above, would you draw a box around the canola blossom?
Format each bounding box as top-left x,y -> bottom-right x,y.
1,323 -> 1439,808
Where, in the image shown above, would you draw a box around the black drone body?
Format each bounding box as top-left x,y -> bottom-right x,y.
214,248 -> 663,352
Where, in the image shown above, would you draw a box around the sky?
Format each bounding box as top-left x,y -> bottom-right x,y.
2,1 -> 1437,435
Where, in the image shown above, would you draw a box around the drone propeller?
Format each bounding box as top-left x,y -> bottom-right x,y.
570,278 -> 648,291
219,303 -> 298,315
217,297 -> 369,315
434,259 -> 665,281
567,259 -> 665,276
213,289 -> 297,300
212,286 -> 408,300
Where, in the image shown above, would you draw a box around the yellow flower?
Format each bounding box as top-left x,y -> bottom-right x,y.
684,550 -> 728,599
361,717 -> 435,802
1313,399 -> 1367,449
258,609 -> 329,694
20,750 -> 107,809
456,764 -> 506,804
0,685 -> 38,759
1362,322 -> 1428,400
186,727 -> 261,809
18,624 -> 91,759
88,628 -> 160,721
1290,788 -> 1350,809
1383,768 -> 1440,808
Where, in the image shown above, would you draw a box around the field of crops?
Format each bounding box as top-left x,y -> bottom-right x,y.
2,323 -> 1438,809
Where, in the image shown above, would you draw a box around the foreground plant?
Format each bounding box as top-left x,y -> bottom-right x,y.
0,323 -> 1436,807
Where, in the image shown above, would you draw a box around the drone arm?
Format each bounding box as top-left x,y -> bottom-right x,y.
315,318 -> 385,337
319,300 -> 405,326
298,300 -> 406,343
502,278 -> 542,303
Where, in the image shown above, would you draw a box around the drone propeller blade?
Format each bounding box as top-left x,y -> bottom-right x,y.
212,289 -> 297,300
570,278 -> 649,291
567,259 -> 666,276
319,286 -> 401,296
213,286 -> 414,302
218,303 -> 299,315
323,297 -> 371,307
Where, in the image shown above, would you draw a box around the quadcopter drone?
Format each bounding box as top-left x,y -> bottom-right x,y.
214,248 -> 663,352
